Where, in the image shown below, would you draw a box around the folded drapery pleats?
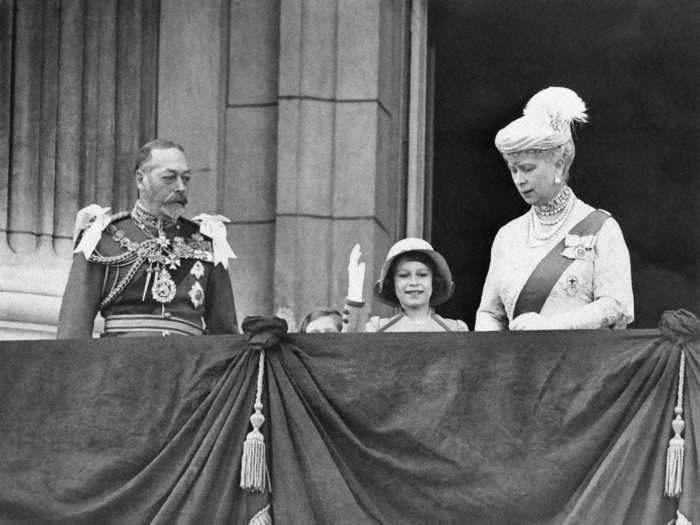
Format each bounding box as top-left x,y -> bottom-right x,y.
0,326 -> 697,524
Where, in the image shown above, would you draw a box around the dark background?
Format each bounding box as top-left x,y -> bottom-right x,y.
429,0 -> 699,328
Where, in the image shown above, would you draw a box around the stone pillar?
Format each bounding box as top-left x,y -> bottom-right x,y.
224,0 -> 280,321
274,0 -> 410,323
158,0 -> 281,325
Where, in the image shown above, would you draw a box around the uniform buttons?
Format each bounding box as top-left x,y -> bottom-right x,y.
162,330 -> 171,337
163,311 -> 172,319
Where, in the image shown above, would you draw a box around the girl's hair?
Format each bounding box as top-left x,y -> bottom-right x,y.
299,308 -> 343,333
380,251 -> 449,306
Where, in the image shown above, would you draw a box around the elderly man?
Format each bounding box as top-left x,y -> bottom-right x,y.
57,139 -> 238,338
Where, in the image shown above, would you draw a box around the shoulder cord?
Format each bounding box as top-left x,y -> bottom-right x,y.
87,212 -> 138,267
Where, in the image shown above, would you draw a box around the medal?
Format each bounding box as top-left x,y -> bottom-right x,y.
152,268 -> 177,304
190,260 -> 205,280
189,281 -> 205,308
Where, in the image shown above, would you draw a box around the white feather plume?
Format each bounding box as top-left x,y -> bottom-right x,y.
523,87 -> 588,130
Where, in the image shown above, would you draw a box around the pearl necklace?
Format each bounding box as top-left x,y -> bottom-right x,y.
534,186 -> 572,217
528,193 -> 576,246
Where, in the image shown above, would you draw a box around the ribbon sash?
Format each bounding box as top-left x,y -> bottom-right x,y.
512,210 -> 610,318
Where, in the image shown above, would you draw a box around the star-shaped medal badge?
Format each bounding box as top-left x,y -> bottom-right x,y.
189,281 -> 205,308
190,260 -> 205,280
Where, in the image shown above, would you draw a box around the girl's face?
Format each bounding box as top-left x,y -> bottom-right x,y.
503,151 -> 564,207
393,259 -> 433,311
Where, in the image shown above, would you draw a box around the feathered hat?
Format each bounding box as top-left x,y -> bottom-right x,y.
495,87 -> 588,154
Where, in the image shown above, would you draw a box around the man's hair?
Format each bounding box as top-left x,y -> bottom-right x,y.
134,139 -> 185,173
299,309 -> 343,333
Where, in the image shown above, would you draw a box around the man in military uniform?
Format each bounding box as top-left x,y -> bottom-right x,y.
57,139 -> 238,338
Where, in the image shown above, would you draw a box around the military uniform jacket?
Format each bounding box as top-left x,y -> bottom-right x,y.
57,209 -> 238,338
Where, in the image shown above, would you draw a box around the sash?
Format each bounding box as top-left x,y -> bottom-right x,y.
512,210 -> 610,318
377,314 -> 402,332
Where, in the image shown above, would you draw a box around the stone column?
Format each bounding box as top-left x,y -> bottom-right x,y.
158,0 -> 281,325
274,0 -> 410,323
223,0 -> 280,321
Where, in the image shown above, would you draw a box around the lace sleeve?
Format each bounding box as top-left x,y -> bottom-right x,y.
592,218 -> 634,326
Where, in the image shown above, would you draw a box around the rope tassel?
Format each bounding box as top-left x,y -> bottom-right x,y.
665,351 -> 686,498
241,349 -> 270,493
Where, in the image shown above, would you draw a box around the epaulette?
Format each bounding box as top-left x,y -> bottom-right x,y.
191,213 -> 236,268
73,205 -> 125,257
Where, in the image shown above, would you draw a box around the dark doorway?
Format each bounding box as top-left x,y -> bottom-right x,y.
429,0 -> 699,328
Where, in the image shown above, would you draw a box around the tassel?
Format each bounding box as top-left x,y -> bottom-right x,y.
665,351 -> 686,498
241,350 -> 270,492
248,504 -> 272,525
665,414 -> 685,497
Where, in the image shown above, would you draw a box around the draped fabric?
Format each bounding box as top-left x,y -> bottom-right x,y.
0,324 -> 697,524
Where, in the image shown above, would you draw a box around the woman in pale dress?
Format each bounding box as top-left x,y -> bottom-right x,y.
475,87 -> 633,330
342,239 -> 469,332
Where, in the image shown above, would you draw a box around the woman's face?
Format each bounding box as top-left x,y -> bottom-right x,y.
504,151 -> 564,207
393,259 -> 433,311
305,315 -> 340,333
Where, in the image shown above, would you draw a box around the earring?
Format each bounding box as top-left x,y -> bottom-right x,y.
555,176 -> 561,184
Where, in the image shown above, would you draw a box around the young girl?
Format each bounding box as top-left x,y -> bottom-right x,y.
342,238 -> 469,332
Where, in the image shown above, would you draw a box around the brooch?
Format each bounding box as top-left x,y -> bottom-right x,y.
564,275 -> 579,297
561,234 -> 595,261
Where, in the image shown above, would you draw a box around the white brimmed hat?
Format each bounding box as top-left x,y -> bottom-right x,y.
373,237 -> 455,307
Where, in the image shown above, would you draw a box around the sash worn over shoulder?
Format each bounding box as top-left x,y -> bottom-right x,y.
512,210 -> 610,318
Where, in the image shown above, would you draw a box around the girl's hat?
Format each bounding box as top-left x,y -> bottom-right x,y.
373,238 -> 455,306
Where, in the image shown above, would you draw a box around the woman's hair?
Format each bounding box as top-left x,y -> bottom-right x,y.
503,139 -> 576,182
380,251 -> 449,306
557,140 -> 576,180
299,308 -> 343,333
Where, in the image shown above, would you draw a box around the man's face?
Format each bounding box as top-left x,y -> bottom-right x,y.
136,148 -> 191,219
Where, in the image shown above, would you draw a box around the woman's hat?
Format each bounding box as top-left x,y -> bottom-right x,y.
374,237 -> 455,306
495,87 -> 588,154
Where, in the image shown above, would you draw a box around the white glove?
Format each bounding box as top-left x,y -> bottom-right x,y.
510,312 -> 555,331
347,243 -> 366,302
510,298 -> 625,330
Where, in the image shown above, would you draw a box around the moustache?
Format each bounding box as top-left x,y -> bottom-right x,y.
166,194 -> 188,205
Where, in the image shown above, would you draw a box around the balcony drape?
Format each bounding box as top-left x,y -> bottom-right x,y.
0,323 -> 697,524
